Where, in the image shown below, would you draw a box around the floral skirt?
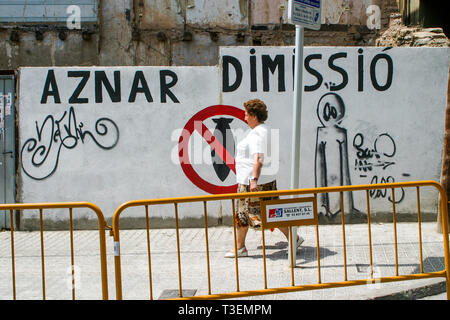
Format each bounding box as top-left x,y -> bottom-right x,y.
234,180 -> 278,229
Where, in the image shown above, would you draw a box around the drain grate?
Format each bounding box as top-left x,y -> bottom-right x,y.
158,289 -> 197,300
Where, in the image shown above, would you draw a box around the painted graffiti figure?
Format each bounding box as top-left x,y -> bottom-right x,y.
314,92 -> 356,217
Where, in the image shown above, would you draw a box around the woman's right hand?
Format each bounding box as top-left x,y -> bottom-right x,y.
250,179 -> 258,192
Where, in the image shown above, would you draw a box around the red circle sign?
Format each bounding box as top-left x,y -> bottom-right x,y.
178,105 -> 246,194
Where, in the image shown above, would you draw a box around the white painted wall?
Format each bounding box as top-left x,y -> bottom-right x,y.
220,46 -> 449,217
17,47 -> 450,226
18,66 -> 224,223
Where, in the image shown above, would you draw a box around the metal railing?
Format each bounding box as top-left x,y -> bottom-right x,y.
0,202 -> 109,300
111,180 -> 450,300
1,181 -> 448,300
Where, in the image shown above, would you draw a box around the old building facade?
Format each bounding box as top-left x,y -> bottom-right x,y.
1,0 -> 448,70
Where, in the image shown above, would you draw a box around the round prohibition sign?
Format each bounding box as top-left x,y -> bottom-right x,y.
178,105 -> 246,194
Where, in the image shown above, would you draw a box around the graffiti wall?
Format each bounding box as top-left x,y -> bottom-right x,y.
18,46 -> 449,227
220,46 -> 449,219
18,66 -> 225,226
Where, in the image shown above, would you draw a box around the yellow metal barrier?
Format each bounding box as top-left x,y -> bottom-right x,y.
0,202 -> 109,300
112,180 -> 449,300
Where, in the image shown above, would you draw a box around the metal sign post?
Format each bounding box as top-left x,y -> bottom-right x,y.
288,0 -> 321,267
289,24 -> 304,267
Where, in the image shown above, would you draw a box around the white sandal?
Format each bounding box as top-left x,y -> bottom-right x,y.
224,246 -> 248,258
297,236 -> 305,249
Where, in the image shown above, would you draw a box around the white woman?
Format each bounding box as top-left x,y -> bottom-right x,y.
225,99 -> 304,258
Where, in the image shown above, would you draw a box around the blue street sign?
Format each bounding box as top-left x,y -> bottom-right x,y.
288,0 -> 321,30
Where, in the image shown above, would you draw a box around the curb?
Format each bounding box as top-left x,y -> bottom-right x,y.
372,279 -> 447,300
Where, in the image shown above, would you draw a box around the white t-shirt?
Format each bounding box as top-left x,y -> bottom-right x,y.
235,123 -> 277,185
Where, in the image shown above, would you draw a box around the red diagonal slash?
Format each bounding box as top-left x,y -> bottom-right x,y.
196,122 -> 236,174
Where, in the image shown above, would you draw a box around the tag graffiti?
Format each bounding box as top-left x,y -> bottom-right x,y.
21,106 -> 119,180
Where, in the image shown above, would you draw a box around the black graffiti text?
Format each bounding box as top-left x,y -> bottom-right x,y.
352,132 -> 405,203
20,106 -> 120,180
369,175 -> 405,203
222,47 -> 393,93
40,69 -> 180,104
353,132 -> 396,172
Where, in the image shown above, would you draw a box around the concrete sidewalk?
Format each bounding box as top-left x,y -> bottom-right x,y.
0,222 -> 448,300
